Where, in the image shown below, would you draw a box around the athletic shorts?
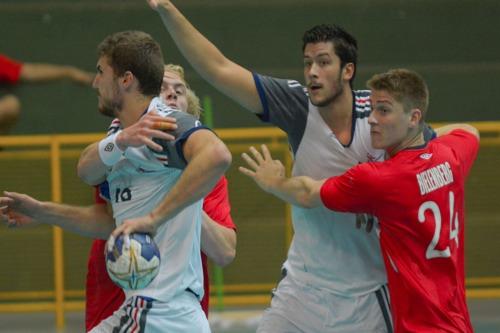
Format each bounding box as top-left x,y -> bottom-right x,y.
89,291 -> 210,333
257,270 -> 393,333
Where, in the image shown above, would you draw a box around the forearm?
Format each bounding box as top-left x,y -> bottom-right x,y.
20,63 -> 76,82
435,123 -> 480,140
77,142 -> 108,185
150,140 -> 231,224
201,212 -> 236,267
269,176 -> 324,208
37,202 -> 114,239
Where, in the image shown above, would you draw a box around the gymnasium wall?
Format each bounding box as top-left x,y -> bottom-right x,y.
1,0 -> 499,135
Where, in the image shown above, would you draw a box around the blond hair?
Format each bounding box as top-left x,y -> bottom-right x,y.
164,64 -> 202,119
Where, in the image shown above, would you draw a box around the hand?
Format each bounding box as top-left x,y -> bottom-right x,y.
146,0 -> 169,10
0,191 -> 42,228
108,213 -> 159,251
69,68 -> 95,86
116,111 -> 177,151
238,144 -> 286,193
355,214 -> 375,233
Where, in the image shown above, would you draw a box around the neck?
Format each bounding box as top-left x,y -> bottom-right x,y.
117,94 -> 153,128
318,87 -> 353,131
386,130 -> 425,158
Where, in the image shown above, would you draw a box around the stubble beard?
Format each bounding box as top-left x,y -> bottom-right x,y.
97,84 -> 123,118
310,73 -> 344,108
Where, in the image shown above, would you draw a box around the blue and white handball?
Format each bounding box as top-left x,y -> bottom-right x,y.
105,232 -> 161,290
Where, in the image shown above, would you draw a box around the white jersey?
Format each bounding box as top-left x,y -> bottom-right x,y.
105,97 -> 206,302
254,74 -> 387,296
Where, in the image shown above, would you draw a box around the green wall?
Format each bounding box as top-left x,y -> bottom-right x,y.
1,0 -> 499,134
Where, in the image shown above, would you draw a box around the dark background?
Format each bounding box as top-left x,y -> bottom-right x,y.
1,0 -> 499,134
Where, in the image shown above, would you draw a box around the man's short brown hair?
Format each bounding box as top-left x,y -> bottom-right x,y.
367,68 -> 429,122
98,31 -> 164,96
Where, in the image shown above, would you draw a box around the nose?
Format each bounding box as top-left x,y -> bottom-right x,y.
165,87 -> 177,101
368,110 -> 377,125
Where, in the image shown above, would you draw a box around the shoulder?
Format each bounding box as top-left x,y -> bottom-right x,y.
353,90 -> 372,118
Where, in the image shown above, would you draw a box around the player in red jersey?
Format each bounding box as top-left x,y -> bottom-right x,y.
240,68 -> 479,333
0,53 -> 93,134
85,64 -> 236,331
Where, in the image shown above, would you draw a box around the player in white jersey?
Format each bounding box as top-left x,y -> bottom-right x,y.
82,30 -> 231,333
145,1 -> 392,332
3,31 -> 231,333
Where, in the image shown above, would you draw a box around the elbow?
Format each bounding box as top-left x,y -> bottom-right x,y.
213,142 -> 232,173
214,247 -> 236,267
77,159 -> 102,186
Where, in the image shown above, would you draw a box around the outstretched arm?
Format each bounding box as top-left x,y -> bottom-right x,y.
20,63 -> 94,85
111,129 -> 232,237
0,191 -> 114,239
147,0 -> 262,114
239,145 -> 325,208
201,213 -> 236,267
434,123 -> 480,140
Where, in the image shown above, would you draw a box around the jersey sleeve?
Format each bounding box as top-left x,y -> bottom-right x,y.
152,110 -> 211,169
253,73 -> 309,154
203,176 -> 236,230
0,54 -> 23,84
319,163 -> 380,215
437,129 -> 479,177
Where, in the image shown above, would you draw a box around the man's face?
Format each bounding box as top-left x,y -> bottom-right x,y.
303,42 -> 345,107
159,71 -> 188,113
368,90 -> 412,151
93,56 -> 122,117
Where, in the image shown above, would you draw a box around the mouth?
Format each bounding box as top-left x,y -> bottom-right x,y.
308,83 -> 322,92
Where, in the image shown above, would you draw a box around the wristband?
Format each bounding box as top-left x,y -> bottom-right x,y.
98,131 -> 124,166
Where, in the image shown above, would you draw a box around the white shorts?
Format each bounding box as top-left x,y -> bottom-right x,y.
89,292 -> 210,333
257,271 -> 392,333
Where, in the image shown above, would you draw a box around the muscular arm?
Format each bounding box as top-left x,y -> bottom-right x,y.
112,129 -> 232,236
201,213 -> 236,267
239,145 -> 325,208
148,0 -> 262,113
150,129 -> 232,225
20,63 -> 94,85
0,191 -> 114,239
78,142 -> 107,186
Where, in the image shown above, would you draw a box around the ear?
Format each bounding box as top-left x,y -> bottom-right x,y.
342,63 -> 355,82
119,71 -> 135,90
409,108 -> 422,128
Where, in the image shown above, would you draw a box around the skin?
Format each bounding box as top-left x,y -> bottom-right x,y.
145,0 -> 357,144
1,67 -> 236,268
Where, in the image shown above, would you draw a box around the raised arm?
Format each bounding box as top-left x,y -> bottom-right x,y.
0,191 -> 114,239
147,0 -> 262,114
20,63 -> 94,85
112,128 -> 232,236
239,145 -> 325,208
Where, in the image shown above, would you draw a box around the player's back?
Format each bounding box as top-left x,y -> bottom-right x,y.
372,130 -> 478,332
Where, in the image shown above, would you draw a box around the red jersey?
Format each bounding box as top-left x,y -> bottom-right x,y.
0,54 -> 23,84
85,176 -> 235,331
320,130 -> 478,333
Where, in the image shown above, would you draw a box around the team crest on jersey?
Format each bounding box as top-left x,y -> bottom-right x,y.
420,153 -> 433,160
